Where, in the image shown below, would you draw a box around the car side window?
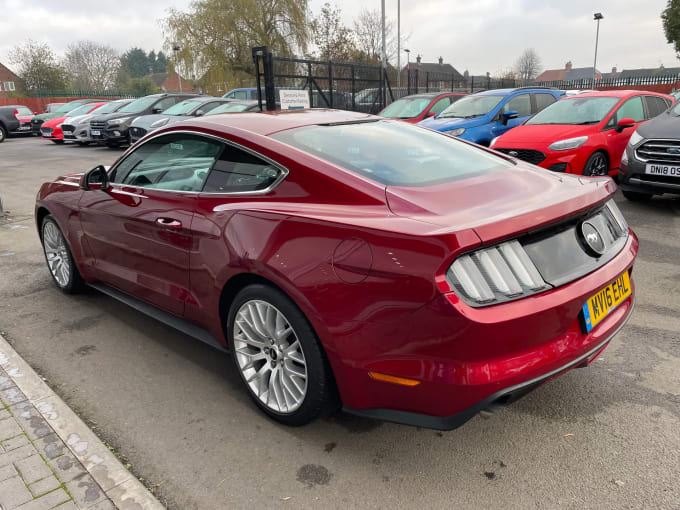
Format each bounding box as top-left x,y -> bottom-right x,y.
154,97 -> 177,112
111,134 -> 221,192
644,96 -> 669,118
202,144 -> 283,193
429,98 -> 451,115
196,102 -> 224,115
503,94 -> 531,117
232,91 -> 248,100
533,93 -> 556,113
613,96 -> 645,123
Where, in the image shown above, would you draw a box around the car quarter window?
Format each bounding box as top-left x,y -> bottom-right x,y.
645,96 -> 670,118
202,144 -> 283,193
503,94 -> 531,116
111,134 -> 222,192
533,93 -> 556,113
429,97 -> 451,115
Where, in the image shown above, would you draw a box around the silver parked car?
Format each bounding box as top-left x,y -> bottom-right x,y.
61,99 -> 133,145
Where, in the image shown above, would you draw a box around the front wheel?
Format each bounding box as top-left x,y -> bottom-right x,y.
623,190 -> 653,201
51,139 -> 64,145
41,215 -> 84,293
227,284 -> 338,426
0,125 -> 6,143
582,151 -> 609,176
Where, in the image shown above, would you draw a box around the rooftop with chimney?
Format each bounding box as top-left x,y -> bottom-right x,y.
535,61 -> 602,82
402,55 -> 464,81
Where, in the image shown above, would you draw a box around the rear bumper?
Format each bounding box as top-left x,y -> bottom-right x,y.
333,232 -> 638,429
344,309 -> 630,429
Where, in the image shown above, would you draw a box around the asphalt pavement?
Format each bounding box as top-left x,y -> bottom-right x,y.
0,136 -> 679,509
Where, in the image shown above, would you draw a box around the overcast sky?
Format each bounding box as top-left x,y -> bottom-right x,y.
0,0 -> 677,76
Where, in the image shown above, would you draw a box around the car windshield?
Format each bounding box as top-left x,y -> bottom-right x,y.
207,103 -> 254,114
379,97 -> 433,119
526,96 -> 620,125
56,102 -> 83,114
271,120 -> 510,187
162,100 -> 202,115
672,102 -> 680,115
16,106 -> 32,115
437,95 -> 504,118
118,96 -> 161,114
91,101 -> 124,114
68,104 -> 101,117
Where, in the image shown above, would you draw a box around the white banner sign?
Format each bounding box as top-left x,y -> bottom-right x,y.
279,90 -> 311,110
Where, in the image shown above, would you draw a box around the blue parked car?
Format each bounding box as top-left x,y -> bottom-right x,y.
418,88 -> 565,146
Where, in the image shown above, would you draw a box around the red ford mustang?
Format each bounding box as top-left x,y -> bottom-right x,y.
35,110 -> 637,429
491,90 -> 673,176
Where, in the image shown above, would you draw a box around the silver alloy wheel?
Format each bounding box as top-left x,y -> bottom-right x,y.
588,153 -> 608,175
233,300 -> 308,414
42,221 -> 71,287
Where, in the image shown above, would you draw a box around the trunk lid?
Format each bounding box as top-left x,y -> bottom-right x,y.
385,164 -> 617,244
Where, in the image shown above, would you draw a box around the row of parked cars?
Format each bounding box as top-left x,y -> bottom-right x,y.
377,86 -> 679,200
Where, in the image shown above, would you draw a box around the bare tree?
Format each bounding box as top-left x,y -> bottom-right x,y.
64,40 -> 121,90
353,8 -> 407,64
514,48 -> 542,81
312,2 -> 355,61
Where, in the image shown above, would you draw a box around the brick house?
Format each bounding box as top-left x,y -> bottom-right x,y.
0,62 -> 21,98
535,61 -> 601,83
149,71 -> 196,93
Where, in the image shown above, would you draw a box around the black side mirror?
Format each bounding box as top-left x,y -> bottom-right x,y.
80,165 -> 109,191
152,107 -> 163,114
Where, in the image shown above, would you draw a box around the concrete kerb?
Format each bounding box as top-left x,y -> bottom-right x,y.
0,333 -> 165,510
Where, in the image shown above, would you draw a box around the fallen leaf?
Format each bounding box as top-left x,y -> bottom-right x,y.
563,433 -> 575,438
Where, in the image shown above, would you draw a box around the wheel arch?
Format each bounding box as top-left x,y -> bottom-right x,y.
35,206 -> 52,238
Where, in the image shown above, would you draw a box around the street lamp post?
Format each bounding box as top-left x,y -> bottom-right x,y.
397,0 -> 401,89
593,13 -> 603,89
173,44 -> 183,93
404,48 -> 410,94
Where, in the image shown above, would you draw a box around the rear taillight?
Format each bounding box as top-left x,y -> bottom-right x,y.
13,109 -> 18,116
447,240 -> 550,307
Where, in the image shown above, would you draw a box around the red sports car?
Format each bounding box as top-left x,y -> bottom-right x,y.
378,92 -> 466,123
491,90 -> 673,176
41,102 -> 108,143
36,110 -> 637,429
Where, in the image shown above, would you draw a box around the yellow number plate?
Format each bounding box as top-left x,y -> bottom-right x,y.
582,271 -> 631,332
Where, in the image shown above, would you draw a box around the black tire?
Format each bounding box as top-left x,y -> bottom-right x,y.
227,283 -> 338,426
77,141 -> 90,147
40,215 -> 85,294
106,143 -> 120,149
51,139 -> 64,145
582,151 -> 609,176
0,124 -> 6,143
622,190 -> 653,202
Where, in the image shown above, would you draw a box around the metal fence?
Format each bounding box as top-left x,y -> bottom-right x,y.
29,89 -> 145,99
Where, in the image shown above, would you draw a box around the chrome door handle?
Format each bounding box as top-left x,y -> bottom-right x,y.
156,217 -> 182,228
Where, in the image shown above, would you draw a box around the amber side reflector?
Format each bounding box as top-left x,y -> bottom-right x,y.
368,371 -> 421,386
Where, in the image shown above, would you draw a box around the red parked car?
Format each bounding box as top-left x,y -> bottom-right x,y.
378,92 -> 466,123
35,110 -> 637,429
41,102 -> 108,144
491,90 -> 674,176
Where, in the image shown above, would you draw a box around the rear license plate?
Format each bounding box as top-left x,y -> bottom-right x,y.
91,130 -> 101,136
645,163 -> 680,177
582,272 -> 631,332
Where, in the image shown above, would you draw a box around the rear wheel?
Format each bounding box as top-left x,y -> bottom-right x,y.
77,141 -> 90,146
227,284 -> 337,426
0,125 -> 6,143
41,215 -> 84,293
106,143 -> 120,149
582,151 -> 609,176
623,190 -> 653,201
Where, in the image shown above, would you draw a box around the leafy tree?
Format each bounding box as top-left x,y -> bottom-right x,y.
121,47 -> 150,78
128,77 -> 161,95
662,0 -> 680,57
8,39 -> 69,90
154,51 -> 168,73
64,40 -> 120,90
514,48 -> 542,81
312,3 -> 355,61
148,50 -> 156,68
162,0 -> 309,87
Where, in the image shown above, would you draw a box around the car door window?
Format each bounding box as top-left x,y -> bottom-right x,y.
112,133 -> 221,191
429,97 -> 451,115
196,102 -> 224,115
154,97 -> 178,113
533,93 -> 556,113
644,96 -> 669,118
503,94 -> 531,116
203,145 -> 283,193
613,96 -> 645,123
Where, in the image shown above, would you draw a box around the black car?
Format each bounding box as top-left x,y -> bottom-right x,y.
620,101 -> 680,200
88,93 -> 201,148
0,106 -> 20,142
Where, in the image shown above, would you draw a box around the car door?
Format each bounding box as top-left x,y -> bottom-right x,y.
644,95 -> 671,119
424,97 -> 453,119
491,93 -> 532,137
603,95 -> 646,169
78,132 -> 222,315
532,93 -> 557,114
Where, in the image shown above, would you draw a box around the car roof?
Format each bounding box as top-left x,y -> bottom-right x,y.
397,92 -> 463,100
188,108 -> 375,136
561,89 -> 666,99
